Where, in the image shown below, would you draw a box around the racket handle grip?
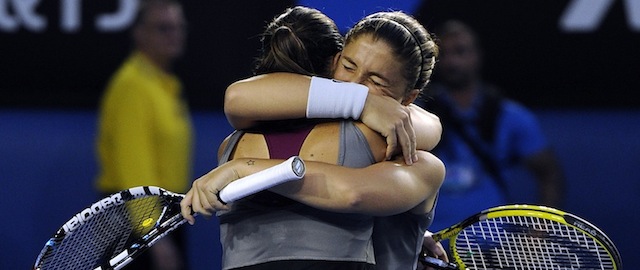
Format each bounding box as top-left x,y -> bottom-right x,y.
217,156 -> 306,204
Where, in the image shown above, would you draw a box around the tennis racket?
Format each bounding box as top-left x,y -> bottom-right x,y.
34,156 -> 306,270
418,204 -> 622,270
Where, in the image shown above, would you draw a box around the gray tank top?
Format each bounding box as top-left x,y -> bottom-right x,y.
373,202 -> 436,270
217,121 -> 377,269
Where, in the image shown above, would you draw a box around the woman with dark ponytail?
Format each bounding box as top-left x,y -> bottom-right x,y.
254,6 -> 343,77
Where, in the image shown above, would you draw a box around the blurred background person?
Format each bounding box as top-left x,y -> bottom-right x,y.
415,19 -> 565,246
94,0 -> 191,269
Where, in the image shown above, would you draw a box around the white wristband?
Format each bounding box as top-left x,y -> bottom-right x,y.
306,77 -> 369,119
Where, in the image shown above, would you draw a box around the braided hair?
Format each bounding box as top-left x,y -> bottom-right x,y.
345,11 -> 438,94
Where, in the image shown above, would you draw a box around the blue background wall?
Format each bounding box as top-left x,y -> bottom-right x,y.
1,109 -> 637,269
0,110 -> 231,269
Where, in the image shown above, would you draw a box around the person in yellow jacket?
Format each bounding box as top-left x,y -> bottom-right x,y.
95,1 -> 191,269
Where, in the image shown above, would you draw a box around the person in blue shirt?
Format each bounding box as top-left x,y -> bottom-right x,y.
414,19 -> 565,247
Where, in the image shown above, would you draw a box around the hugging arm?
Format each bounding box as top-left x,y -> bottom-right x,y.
224,72 -> 442,163
224,73 -> 310,129
270,150 -> 445,215
181,150 -> 445,222
407,104 -> 442,151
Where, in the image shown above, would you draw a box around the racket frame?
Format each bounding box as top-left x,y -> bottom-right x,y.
35,156 -> 306,270
428,204 -> 622,270
34,186 -> 186,270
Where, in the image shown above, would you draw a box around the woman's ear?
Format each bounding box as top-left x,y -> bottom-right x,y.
401,89 -> 420,106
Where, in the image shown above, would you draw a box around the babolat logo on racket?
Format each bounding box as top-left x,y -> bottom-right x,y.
62,193 -> 124,233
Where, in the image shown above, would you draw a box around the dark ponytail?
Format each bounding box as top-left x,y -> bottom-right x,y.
253,6 -> 343,77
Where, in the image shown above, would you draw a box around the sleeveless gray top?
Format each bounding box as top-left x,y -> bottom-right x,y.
217,121 -> 377,269
373,202 -> 436,269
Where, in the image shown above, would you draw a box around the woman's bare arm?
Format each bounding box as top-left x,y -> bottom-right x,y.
224,73 -> 311,129
269,150 -> 445,216
408,104 -> 442,151
182,151 -> 444,222
224,72 -> 442,163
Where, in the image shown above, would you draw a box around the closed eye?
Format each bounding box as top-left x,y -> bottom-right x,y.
370,78 -> 384,87
342,63 -> 355,72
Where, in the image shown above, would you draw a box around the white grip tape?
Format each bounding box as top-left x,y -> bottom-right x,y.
306,77 -> 369,120
218,156 -> 306,204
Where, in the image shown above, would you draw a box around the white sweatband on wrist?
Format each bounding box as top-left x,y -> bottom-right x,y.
306,76 -> 369,119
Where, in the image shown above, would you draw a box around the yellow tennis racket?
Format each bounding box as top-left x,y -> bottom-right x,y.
419,204 -> 622,270
34,156 -> 305,270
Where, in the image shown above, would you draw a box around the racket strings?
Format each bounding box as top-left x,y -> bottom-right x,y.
454,215 -> 616,270
37,195 -> 165,270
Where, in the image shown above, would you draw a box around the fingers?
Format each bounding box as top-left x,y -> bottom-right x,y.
396,120 -> 413,165
200,181 -> 230,212
406,114 -> 418,164
420,231 -> 451,269
180,165 -> 238,225
423,233 -> 449,263
185,181 -> 213,221
179,190 -> 195,225
361,95 -> 418,164
431,243 -> 448,261
385,134 -> 397,161
403,108 -> 417,165
184,178 -> 231,222
382,109 -> 417,165
439,250 -> 449,263
392,107 -> 417,165
194,182 -> 214,218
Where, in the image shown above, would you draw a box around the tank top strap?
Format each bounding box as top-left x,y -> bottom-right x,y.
218,130 -> 244,166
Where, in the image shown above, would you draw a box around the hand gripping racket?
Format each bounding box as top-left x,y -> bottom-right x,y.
418,204 -> 623,270
34,156 -> 306,270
